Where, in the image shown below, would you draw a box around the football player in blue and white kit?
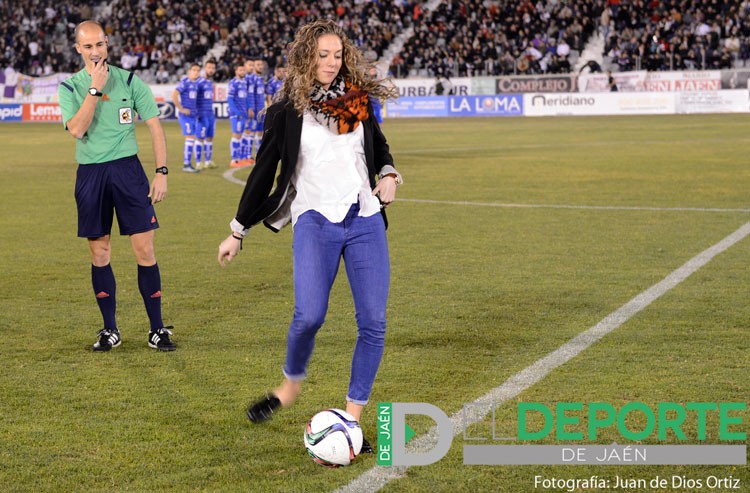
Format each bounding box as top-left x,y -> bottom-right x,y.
265,64 -> 285,106
195,59 -> 217,169
227,61 -> 251,168
241,59 -> 258,165
249,58 -> 267,162
172,63 -> 201,172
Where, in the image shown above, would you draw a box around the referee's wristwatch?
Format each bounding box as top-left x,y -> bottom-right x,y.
155,166 -> 169,175
88,87 -> 103,97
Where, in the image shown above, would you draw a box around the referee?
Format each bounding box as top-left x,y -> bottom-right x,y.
58,20 -> 175,352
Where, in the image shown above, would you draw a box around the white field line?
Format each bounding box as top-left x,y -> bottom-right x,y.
222,168 -> 248,186
392,137 -> 750,155
222,169 -> 750,214
398,198 -> 750,214
335,221 -> 750,493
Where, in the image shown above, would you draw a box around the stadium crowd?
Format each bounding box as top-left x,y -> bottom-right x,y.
0,0 -> 90,77
101,0 -> 251,82
218,0 -> 422,80
602,0 -> 750,71
3,0 -> 750,82
392,0 -> 602,77
0,0 -> 254,81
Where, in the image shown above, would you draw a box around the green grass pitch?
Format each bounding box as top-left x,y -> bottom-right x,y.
0,114 -> 747,492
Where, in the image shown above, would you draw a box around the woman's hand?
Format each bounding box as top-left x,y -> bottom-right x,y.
218,234 -> 243,267
373,175 -> 398,206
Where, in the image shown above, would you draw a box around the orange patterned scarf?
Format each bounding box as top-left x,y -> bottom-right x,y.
309,77 -> 369,134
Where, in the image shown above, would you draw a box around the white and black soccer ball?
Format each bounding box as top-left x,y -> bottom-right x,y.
304,408 -> 363,467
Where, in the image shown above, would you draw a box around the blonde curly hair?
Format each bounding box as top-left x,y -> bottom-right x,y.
280,18 -> 398,115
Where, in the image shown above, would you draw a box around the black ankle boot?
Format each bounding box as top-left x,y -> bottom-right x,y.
246,394 -> 282,423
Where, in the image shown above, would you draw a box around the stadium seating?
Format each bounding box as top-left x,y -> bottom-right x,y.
3,0 -> 750,81
393,0 -> 601,77
602,1 -> 749,71
217,0 -> 419,80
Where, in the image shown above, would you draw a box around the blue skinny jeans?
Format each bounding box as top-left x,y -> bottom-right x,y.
284,203 -> 389,405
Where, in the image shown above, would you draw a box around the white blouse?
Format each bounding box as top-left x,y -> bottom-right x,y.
290,111 -> 382,226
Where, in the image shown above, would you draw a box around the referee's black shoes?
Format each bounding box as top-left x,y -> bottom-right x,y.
148,326 -> 176,351
92,328 -> 121,352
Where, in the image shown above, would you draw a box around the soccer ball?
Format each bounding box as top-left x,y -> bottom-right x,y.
304,409 -> 363,467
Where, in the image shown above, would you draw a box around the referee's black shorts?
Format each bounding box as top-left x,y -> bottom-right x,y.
75,155 -> 159,238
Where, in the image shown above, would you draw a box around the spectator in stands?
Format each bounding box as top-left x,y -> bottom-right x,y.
719,47 -> 733,69
526,42 -> 544,72
607,70 -> 618,91
580,59 -> 602,73
556,37 -> 572,72
170,51 -> 183,73
434,75 -> 445,95
42,55 -> 54,75
725,28 -> 741,56
385,51 -> 400,78
155,63 -> 170,84
150,44 -> 165,69
120,49 -> 138,70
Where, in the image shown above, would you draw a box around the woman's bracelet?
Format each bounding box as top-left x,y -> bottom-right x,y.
231,233 -> 243,250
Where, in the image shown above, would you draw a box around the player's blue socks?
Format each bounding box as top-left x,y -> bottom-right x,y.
184,139 -> 194,166
231,137 -> 241,161
205,141 -> 213,162
241,134 -> 251,160
137,263 -> 164,331
195,140 -> 203,164
91,264 -> 117,330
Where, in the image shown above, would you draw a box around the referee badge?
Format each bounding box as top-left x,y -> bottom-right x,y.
119,107 -> 133,124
